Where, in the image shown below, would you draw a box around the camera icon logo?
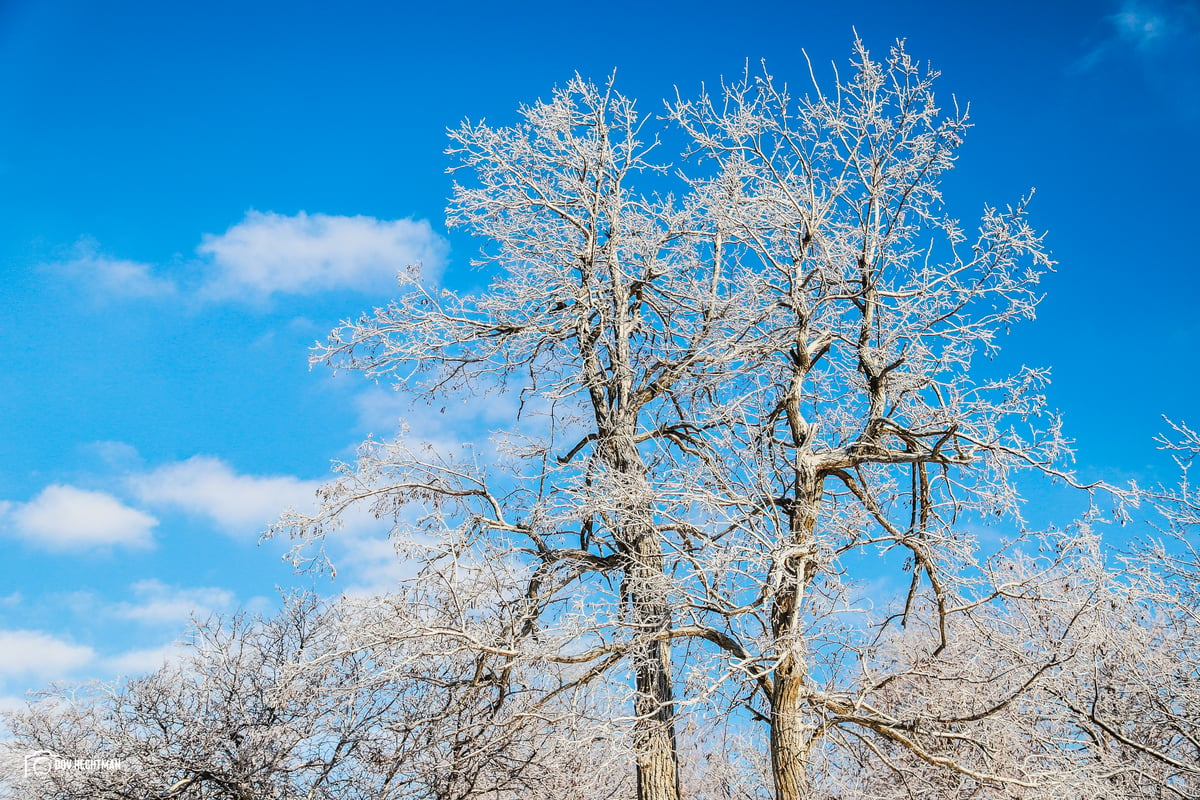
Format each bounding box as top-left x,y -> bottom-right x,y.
23,751 -> 55,778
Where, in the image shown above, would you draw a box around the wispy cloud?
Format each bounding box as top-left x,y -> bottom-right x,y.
1075,1 -> 1200,113
1112,1 -> 1176,49
332,516 -> 421,597
103,642 -> 186,676
4,446 -> 433,596
51,238 -> 178,300
130,455 -> 319,540
47,211 -> 447,305
113,579 -> 236,626
0,630 -> 94,678
0,485 -> 157,551
198,211 -> 447,300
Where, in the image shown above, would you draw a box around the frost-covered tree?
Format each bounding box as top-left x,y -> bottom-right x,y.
3,595 -> 406,800
278,75 -> 762,800
661,41 -> 1089,800
1,591 -> 630,800
1057,422 -> 1200,798
272,39 -> 1137,800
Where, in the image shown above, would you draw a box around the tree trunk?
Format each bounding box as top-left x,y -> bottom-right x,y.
602,432 -> 681,800
771,663 -> 812,800
770,462 -> 822,800
628,530 -> 680,800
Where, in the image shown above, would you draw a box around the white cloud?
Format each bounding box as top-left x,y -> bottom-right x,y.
198,211 -> 447,300
1,485 -> 157,550
103,643 -> 186,676
1077,3 -> 1200,74
335,521 -> 420,597
131,455 -> 319,539
1113,1 -> 1173,49
351,384 -> 529,447
1070,1 -> 1200,118
51,238 -> 177,299
0,631 -> 94,678
0,694 -> 31,713
85,440 -> 144,470
48,212 -> 445,306
115,579 -> 236,626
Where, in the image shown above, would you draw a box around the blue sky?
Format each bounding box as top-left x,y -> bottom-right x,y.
0,0 -> 1197,704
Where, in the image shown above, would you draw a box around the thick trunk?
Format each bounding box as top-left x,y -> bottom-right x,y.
771,665 -> 811,800
628,530 -> 680,800
770,462 -> 822,800
602,432 -> 681,800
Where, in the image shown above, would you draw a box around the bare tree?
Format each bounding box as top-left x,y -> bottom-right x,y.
659,40 -> 1102,800
1,591 -> 630,800
334,544 -> 635,800
1050,421 -> 1200,798
278,74 -> 767,800
273,39 -> 1150,800
1,595 -> 403,800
